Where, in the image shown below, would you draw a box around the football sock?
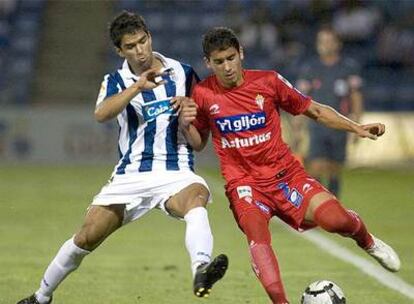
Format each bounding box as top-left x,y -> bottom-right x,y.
313,199 -> 374,249
35,238 -> 90,302
328,176 -> 340,197
238,210 -> 288,303
249,243 -> 289,304
184,207 -> 213,276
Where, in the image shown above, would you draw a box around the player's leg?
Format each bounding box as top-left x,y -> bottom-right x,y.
307,158 -> 329,184
326,161 -> 342,197
18,205 -> 124,304
305,192 -> 373,247
165,183 -> 228,297
166,183 -> 213,273
230,197 -> 288,304
306,129 -> 329,185
304,191 -> 400,271
325,132 -> 347,197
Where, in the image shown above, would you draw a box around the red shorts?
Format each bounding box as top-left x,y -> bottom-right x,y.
225,161 -> 327,231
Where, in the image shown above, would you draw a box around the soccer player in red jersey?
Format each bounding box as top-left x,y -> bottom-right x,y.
175,27 -> 401,304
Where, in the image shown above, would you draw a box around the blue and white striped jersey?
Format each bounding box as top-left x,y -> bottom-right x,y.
96,52 -> 198,175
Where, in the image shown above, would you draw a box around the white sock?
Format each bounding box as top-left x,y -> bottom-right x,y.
183,207 -> 213,277
35,238 -> 90,303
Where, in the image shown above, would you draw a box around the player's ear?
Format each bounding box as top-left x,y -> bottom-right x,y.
204,56 -> 211,69
239,47 -> 244,60
115,47 -> 125,58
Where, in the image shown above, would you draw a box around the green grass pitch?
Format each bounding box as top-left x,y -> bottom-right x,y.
1,165 -> 413,303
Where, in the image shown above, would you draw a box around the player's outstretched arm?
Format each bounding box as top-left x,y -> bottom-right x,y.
95,68 -> 167,123
172,97 -> 209,151
303,100 -> 385,140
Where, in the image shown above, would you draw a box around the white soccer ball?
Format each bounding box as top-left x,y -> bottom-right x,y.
301,280 -> 346,304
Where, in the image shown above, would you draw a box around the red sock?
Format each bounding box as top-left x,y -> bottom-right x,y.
238,211 -> 289,304
249,242 -> 289,304
313,199 -> 374,249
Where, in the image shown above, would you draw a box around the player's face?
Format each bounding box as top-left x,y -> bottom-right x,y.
117,30 -> 153,71
316,31 -> 341,57
205,47 -> 244,88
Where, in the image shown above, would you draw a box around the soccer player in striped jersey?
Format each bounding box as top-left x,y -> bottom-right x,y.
17,11 -> 227,304
177,27 -> 400,304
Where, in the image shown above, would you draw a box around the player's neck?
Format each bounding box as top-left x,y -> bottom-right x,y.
320,54 -> 340,66
217,72 -> 245,90
129,56 -> 163,76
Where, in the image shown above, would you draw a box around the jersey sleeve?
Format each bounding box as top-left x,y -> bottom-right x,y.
96,73 -> 121,106
273,72 -> 311,115
191,85 -> 210,132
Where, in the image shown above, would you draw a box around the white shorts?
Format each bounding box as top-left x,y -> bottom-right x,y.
91,170 -> 211,225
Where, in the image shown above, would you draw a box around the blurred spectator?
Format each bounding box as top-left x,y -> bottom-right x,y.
0,0 -> 16,17
377,12 -> 414,67
333,0 -> 382,42
239,2 -> 278,54
224,1 -> 246,33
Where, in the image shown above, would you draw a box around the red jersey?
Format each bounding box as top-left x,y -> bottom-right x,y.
193,70 -> 311,185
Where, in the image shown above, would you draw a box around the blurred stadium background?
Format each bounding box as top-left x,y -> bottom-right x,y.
1,1 -> 413,303
0,0 -> 413,166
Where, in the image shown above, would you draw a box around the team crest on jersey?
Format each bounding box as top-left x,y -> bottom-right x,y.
255,94 -> 265,110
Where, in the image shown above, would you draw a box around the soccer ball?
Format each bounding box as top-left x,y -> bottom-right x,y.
301,280 -> 346,304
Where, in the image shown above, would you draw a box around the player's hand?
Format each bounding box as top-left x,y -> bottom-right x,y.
172,97 -> 197,129
355,123 -> 385,140
134,68 -> 167,91
170,96 -> 185,112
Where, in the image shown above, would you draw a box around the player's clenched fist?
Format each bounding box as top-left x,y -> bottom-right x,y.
171,96 -> 198,129
355,123 -> 386,140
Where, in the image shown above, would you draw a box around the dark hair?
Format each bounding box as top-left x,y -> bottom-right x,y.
109,11 -> 149,48
202,27 -> 240,58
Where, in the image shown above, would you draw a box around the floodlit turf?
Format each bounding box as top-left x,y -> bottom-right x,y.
1,165 -> 413,304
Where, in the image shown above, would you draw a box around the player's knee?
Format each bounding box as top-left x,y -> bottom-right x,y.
320,220 -> 347,233
239,212 -> 271,245
192,183 -> 209,204
313,200 -> 355,234
184,184 -> 210,210
74,225 -> 105,251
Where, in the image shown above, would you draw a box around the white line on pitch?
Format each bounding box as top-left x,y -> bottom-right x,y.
207,177 -> 414,300
284,225 -> 414,300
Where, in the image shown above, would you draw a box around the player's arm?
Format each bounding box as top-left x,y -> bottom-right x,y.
94,68 -> 166,123
303,100 -> 385,140
172,96 -> 209,151
182,124 -> 209,152
348,75 -> 364,123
